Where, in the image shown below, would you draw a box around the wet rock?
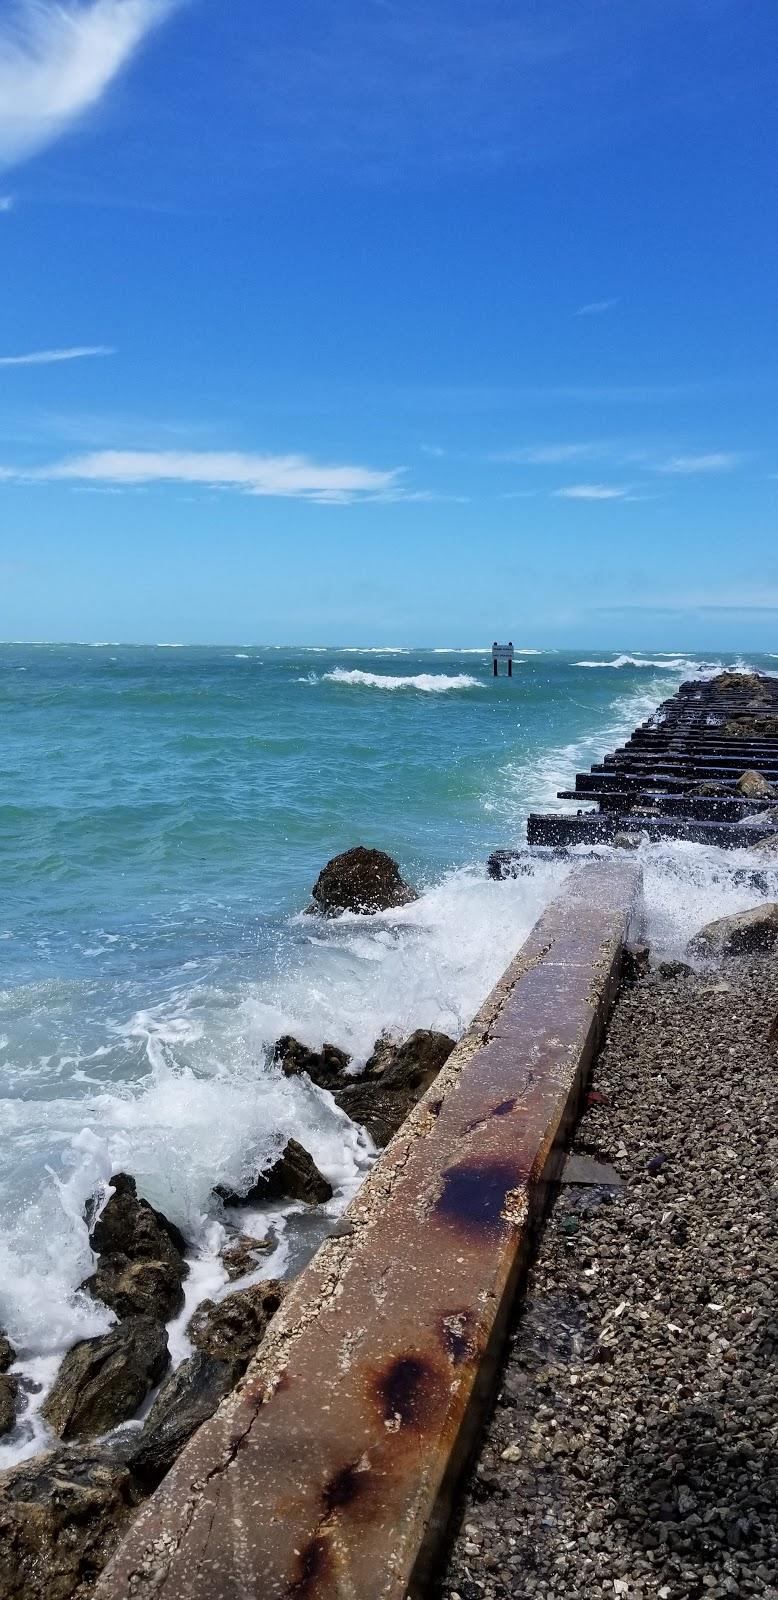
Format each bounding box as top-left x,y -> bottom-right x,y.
724,713 -> 778,738
750,832 -> 778,859
0,1444 -> 143,1600
657,960 -> 694,979
613,831 -> 643,849
41,1317 -> 169,1441
83,1257 -> 185,1324
335,1029 -> 455,1145
0,1334 -> 14,1373
688,780 -> 734,797
273,1035 -> 350,1089
0,1376 -> 18,1438
621,944 -> 650,983
122,1352 -> 242,1488
486,848 -> 533,880
221,1235 -> 272,1281
216,1138 -> 333,1207
688,902 -> 778,958
186,1280 -> 285,1367
736,770 -> 778,799
310,846 -> 418,915
710,670 -> 771,698
84,1173 -> 188,1323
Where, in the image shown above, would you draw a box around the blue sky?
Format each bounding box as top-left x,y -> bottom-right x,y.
0,0 -> 776,646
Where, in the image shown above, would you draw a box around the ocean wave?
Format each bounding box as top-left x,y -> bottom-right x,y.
323,668 -> 482,692
573,655 -> 701,670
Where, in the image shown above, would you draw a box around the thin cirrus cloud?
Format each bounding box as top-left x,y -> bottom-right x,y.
0,0 -> 180,169
495,442 -> 611,465
11,448 -> 404,504
657,452 -> 741,474
0,194 -> 13,211
0,344 -> 114,367
574,299 -> 619,316
552,483 -> 631,500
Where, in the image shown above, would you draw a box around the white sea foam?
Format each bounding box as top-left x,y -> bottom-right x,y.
323,668 -> 482,692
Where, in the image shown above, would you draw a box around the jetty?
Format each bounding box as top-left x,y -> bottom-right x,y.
526,671 -> 778,849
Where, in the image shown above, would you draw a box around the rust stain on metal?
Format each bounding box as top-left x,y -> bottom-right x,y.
434,1158 -> 525,1237
371,1353 -> 445,1432
287,1534 -> 334,1596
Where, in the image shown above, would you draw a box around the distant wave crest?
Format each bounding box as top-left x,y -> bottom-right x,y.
323,668 -> 482,693
574,654 -> 701,670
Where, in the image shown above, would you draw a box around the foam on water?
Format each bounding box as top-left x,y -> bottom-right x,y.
323,667 -> 482,692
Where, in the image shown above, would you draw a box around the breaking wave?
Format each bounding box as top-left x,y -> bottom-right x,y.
323,668 -> 482,692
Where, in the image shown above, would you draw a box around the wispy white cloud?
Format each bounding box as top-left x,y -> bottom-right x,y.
0,194 -> 13,211
575,298 -> 618,316
0,0 -> 180,169
3,447 -> 404,503
657,451 -> 741,474
552,483 -> 631,500
495,441 -> 611,465
0,344 -> 114,367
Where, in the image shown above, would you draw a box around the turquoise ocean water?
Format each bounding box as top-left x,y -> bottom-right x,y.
2,642 -> 775,1462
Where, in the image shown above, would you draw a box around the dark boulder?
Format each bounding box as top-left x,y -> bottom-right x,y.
84,1172 -> 188,1323
216,1138 -> 333,1207
688,902 -> 778,959
621,944 -> 650,983
0,1377 -> 18,1439
310,847 -> 417,916
335,1029 -> 455,1146
273,1035 -> 350,1090
122,1352 -> 242,1488
486,849 -> 533,880
750,832 -> 778,859
0,1444 -> 143,1600
221,1234 -> 272,1281
688,780 -> 733,797
0,1334 -> 17,1439
737,770 -> 778,799
41,1317 -> 169,1442
186,1280 -> 285,1367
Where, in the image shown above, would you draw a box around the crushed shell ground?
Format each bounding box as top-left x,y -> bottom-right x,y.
442,956 -> 778,1600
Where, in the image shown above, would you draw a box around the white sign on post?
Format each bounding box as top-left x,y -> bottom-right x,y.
492,641 -> 514,676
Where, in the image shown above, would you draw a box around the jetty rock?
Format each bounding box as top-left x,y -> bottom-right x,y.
0,1333 -> 17,1438
0,1444 -> 143,1600
710,670 -> 771,698
273,1034 -> 350,1089
123,1353 -> 243,1488
221,1234 -> 272,1280
84,1172 -> 188,1324
310,846 -> 418,915
186,1279 -> 286,1366
215,1137 -> 333,1207
737,770 -> 778,799
41,1317 -> 169,1442
688,902 -> 778,958
335,1028 -> 456,1146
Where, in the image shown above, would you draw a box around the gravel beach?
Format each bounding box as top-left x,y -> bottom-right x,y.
441,955 -> 778,1600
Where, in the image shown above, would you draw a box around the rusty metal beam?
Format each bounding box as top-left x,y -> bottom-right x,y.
95,860 -> 641,1600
